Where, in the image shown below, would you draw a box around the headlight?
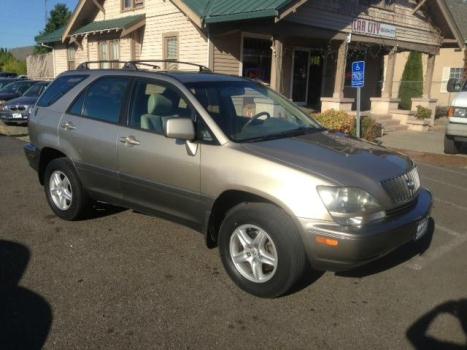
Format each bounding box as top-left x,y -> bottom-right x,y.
317,186 -> 385,226
26,105 -> 33,115
453,107 -> 467,118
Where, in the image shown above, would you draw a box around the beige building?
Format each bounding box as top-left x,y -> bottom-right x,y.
36,0 -> 463,118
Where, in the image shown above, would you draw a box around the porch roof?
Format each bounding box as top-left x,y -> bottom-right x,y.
72,14 -> 145,36
181,0 -> 298,24
446,0 -> 467,43
35,27 -> 66,44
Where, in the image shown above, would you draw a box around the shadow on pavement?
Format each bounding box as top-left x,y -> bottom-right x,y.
336,218 -> 435,278
84,201 -> 127,220
0,240 -> 52,350
407,299 -> 467,349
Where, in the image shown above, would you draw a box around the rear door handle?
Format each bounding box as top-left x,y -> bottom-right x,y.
120,135 -> 140,146
61,121 -> 76,130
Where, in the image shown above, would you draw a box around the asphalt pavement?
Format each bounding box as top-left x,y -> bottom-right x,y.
1,135 -> 466,349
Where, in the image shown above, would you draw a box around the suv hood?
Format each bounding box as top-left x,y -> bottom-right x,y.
0,92 -> 19,101
5,96 -> 37,107
240,131 -> 413,186
451,91 -> 467,108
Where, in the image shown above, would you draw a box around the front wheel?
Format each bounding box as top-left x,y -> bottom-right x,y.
444,135 -> 460,154
44,158 -> 91,220
218,203 -> 307,298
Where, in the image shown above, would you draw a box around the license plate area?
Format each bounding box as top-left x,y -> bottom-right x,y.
12,113 -> 22,119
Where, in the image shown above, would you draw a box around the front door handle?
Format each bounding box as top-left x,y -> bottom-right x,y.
120,135 -> 140,146
61,121 -> 76,131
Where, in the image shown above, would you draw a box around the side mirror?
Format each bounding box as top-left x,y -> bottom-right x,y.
164,118 -> 195,141
447,78 -> 462,93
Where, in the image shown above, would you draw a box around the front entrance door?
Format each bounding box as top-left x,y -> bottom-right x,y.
291,49 -> 310,105
307,53 -> 323,108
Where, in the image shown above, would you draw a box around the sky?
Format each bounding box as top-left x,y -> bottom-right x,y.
0,0 -> 79,49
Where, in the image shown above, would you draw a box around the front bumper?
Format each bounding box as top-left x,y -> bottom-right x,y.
0,111 -> 29,124
446,121 -> 467,141
299,188 -> 433,271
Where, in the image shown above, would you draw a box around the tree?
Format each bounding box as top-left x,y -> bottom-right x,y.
0,49 -> 26,75
34,3 -> 71,54
398,51 -> 423,110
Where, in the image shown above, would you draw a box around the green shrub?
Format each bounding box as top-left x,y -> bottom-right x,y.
415,105 -> 431,120
314,109 -> 382,142
314,109 -> 355,134
398,52 -> 423,110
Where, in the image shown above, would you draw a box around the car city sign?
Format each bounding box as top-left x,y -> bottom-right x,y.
352,19 -> 397,39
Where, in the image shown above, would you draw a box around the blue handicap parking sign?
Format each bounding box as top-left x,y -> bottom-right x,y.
351,61 -> 365,88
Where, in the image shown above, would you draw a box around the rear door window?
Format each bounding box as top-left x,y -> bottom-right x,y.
37,75 -> 88,107
82,76 -> 129,124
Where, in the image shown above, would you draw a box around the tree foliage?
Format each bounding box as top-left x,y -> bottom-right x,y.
398,52 -> 423,110
0,49 -> 26,75
34,3 -> 71,54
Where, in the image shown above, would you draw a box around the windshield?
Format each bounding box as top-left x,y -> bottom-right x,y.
187,81 -> 322,142
24,83 -> 47,97
0,81 -> 32,94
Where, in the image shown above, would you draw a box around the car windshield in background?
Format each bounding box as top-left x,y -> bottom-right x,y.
186,81 -> 322,142
0,82 -> 21,93
24,83 -> 48,97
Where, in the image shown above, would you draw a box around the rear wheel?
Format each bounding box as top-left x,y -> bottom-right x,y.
218,203 -> 307,298
44,158 -> 91,220
444,135 -> 460,154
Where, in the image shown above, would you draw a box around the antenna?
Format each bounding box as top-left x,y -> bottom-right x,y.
44,0 -> 48,24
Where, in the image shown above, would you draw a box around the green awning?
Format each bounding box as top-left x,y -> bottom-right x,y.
35,27 -> 66,44
72,14 -> 145,36
181,0 -> 295,24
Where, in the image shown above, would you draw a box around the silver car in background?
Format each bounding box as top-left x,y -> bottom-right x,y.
24,60 -> 432,298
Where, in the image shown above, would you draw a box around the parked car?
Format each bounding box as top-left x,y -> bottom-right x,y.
445,78 -> 467,154
0,78 -> 18,89
0,80 -> 39,108
0,72 -> 18,78
0,81 -> 49,125
25,61 -> 432,298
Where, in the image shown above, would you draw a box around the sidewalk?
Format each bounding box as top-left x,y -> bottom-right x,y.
381,129 -> 446,154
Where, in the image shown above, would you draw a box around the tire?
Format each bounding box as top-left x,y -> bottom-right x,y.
44,158 -> 91,220
218,202 -> 307,298
444,135 -> 460,154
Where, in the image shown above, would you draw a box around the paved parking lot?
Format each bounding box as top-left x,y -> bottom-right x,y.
1,134 -> 466,349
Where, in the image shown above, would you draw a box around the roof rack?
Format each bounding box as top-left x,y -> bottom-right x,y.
76,60 -> 135,70
124,60 -> 211,72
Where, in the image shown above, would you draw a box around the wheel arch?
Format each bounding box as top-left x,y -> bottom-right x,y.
38,147 -> 68,185
205,188 -> 301,248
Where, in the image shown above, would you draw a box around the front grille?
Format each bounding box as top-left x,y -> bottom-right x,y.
381,167 -> 420,205
7,105 -> 26,111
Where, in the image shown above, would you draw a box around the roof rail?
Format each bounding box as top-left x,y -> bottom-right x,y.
76,60 -> 136,70
124,59 -> 211,72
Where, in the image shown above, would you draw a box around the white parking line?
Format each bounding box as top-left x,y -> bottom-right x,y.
434,198 -> 467,212
418,163 -> 467,176
406,225 -> 466,271
423,176 -> 467,192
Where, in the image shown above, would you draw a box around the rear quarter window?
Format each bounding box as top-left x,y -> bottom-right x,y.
37,75 -> 88,107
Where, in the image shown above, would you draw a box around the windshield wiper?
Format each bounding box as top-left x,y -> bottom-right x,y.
241,127 -> 324,143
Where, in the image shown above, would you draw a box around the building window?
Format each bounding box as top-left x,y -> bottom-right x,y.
122,0 -> 143,11
441,67 -> 464,92
67,45 -> 76,70
163,33 -> 178,70
98,40 -> 120,68
241,37 -> 272,84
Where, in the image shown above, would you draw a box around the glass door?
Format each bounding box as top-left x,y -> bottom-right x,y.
291,49 -> 310,105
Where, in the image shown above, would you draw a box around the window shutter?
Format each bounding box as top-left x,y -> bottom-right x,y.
440,67 -> 450,93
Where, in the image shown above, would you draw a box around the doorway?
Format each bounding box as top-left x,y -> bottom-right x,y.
291,48 -> 323,108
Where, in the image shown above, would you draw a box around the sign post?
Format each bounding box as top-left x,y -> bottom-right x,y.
351,61 -> 365,138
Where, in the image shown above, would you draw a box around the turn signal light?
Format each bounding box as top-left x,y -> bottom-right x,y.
448,107 -> 454,118
315,236 -> 339,247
